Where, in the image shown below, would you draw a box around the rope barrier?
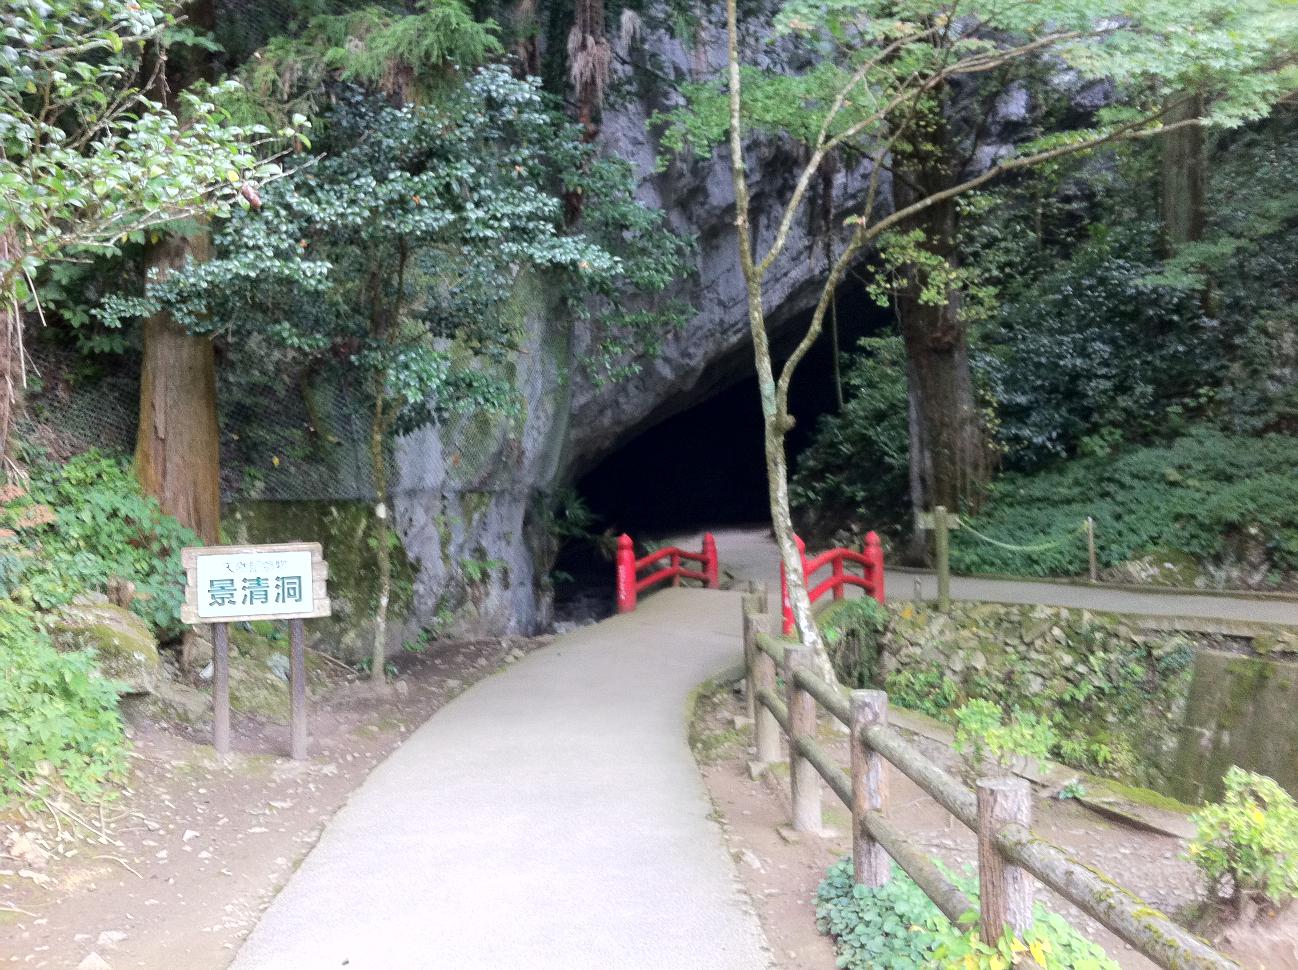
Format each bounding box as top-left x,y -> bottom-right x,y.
958,518 -> 1087,554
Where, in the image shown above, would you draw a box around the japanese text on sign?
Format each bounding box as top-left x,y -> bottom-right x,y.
193,549 -> 314,621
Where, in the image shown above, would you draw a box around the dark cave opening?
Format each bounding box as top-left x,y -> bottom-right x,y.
554,279 -> 893,620
579,278 -> 893,535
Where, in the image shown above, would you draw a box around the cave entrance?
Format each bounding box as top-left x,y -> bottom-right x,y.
555,277 -> 892,621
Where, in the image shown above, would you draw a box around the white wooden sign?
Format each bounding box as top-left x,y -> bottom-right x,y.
181,542 -> 331,625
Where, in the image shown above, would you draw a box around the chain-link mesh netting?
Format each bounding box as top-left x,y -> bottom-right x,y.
17,342 -> 385,503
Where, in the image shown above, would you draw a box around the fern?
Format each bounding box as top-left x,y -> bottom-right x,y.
232,0 -> 502,125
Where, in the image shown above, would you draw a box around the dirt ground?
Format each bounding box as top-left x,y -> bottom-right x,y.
0,634 -> 547,970
690,679 -> 1293,970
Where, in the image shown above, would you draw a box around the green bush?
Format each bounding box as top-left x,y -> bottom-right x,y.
980,227 -> 1219,469
791,335 -> 911,533
951,428 -> 1298,580
884,668 -> 961,720
4,450 -> 198,636
1189,767 -> 1298,911
816,858 -> 1118,970
820,597 -> 890,689
0,600 -> 125,800
952,700 -> 1056,784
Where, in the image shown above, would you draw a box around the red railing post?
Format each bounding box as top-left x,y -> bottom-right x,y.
832,553 -> 845,601
702,532 -> 719,588
616,533 -> 636,613
671,550 -> 681,587
865,530 -> 885,603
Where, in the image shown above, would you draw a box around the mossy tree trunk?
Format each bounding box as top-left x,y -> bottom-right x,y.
134,0 -> 221,546
0,232 -> 19,463
135,233 -> 221,545
1161,95 -> 1206,253
893,124 -> 991,518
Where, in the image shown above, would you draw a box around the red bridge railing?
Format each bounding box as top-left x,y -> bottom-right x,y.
781,532 -> 885,634
616,533 -> 720,613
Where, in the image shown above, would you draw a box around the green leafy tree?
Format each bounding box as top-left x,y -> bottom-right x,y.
657,0 -> 1298,680
0,0 -> 291,461
102,68 -> 680,682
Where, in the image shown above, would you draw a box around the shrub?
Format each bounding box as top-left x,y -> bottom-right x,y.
4,449 -> 198,636
952,700 -> 1056,784
816,858 -> 1118,970
980,226 -> 1219,469
820,597 -> 890,689
1189,767 -> 1298,912
0,600 -> 125,800
884,668 -> 961,720
950,428 -> 1298,580
791,335 -> 911,533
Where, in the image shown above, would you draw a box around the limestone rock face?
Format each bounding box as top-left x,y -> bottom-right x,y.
52,601 -> 161,695
391,17 -> 881,638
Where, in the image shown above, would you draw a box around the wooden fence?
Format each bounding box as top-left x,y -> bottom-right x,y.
740,589 -> 1238,970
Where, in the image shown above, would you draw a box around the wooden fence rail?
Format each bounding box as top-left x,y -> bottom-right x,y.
739,590 -> 1238,970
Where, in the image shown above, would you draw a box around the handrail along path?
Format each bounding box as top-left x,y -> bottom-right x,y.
742,589 -> 1239,970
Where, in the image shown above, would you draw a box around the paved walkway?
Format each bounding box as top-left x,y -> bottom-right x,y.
232,588 -> 770,970
690,527 -> 1297,629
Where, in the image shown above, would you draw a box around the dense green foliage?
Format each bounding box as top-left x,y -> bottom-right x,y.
816,859 -> 1119,970
979,230 -> 1220,467
950,430 -> 1298,582
878,601 -> 1196,778
3,451 -> 197,636
790,336 -> 910,534
952,699 -> 1055,784
0,600 -> 125,800
817,596 -> 890,689
1,0 -> 294,307
1189,767 -> 1298,911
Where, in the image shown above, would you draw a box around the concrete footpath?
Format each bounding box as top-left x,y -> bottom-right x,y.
231,588 -> 770,970
692,527 -> 1297,630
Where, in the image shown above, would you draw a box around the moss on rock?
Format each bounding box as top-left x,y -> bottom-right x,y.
52,598 -> 161,694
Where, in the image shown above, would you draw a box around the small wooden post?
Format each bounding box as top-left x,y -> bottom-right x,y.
851,690 -> 890,887
934,505 -> 951,612
213,622 -> 230,758
976,777 -> 1034,944
1086,517 -> 1098,583
741,594 -> 758,722
784,644 -> 822,833
752,615 -> 781,764
290,618 -> 308,760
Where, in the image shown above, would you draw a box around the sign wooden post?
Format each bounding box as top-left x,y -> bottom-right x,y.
181,542 -> 331,760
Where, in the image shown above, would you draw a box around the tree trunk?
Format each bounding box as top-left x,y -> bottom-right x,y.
134,234 -> 221,544
135,0 -> 222,545
893,140 -> 991,515
0,231 -> 20,462
1161,95 -> 1205,253
897,280 -> 988,512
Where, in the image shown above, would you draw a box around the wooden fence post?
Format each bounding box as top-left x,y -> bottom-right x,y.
935,506 -> 951,612
752,615 -> 781,764
1086,517 -> 1098,583
977,777 -> 1034,944
851,690 -> 890,887
741,594 -> 759,722
785,644 -> 822,833
212,622 -> 230,758
290,617 -> 308,760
